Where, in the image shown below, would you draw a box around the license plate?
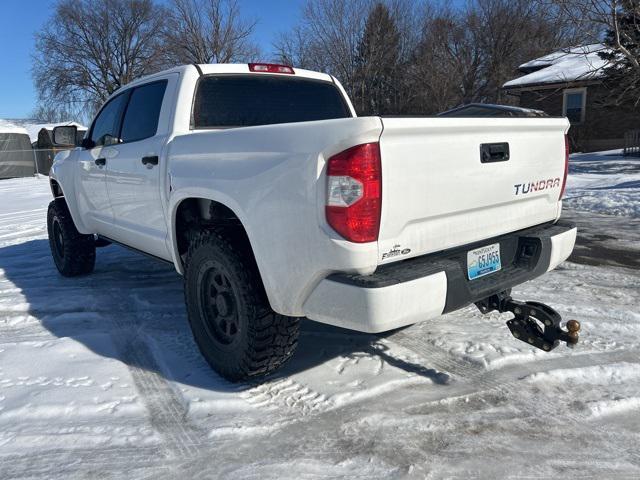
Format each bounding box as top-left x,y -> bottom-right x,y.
467,243 -> 501,280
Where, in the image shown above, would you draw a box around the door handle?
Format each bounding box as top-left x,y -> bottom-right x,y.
480,143 -> 510,163
142,155 -> 159,166
95,157 -> 106,166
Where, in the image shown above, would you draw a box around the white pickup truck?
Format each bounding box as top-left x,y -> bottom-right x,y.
48,63 -> 579,381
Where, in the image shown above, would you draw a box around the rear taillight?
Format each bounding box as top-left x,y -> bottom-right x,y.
248,63 -> 295,74
326,143 -> 381,243
559,134 -> 569,200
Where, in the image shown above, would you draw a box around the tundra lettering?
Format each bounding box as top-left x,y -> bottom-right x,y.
514,177 -> 561,195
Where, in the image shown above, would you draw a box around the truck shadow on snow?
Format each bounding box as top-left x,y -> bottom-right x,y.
0,239 -> 449,393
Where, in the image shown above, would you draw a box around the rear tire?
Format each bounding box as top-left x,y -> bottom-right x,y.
184,230 -> 299,382
47,199 -> 96,276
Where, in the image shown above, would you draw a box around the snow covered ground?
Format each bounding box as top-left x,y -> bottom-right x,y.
565,149 -> 640,217
0,165 -> 638,478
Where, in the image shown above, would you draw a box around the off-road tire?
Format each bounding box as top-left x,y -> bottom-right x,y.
184,230 -> 299,382
47,198 -> 96,276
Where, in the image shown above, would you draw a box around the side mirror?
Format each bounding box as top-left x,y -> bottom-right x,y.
103,134 -> 120,146
53,125 -> 78,146
81,137 -> 95,149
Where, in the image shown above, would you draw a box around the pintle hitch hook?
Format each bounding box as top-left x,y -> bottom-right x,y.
475,291 -> 581,352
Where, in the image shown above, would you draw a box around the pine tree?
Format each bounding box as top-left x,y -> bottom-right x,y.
597,0 -> 640,106
354,3 -> 401,115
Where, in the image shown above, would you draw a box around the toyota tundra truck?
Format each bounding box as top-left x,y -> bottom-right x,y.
47,63 -> 579,381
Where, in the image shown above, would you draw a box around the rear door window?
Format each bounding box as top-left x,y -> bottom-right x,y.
193,75 -> 351,128
120,81 -> 168,143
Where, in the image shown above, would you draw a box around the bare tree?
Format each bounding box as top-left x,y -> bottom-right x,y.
31,102 -> 84,124
472,0 -> 584,104
276,0 -> 581,115
273,28 -> 317,68
163,0 -> 259,65
408,6 -> 483,114
273,0 -> 371,100
33,0 -> 168,117
273,0 -> 421,114
405,0 -> 584,114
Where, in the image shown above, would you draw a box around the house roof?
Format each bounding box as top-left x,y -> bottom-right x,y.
503,44 -> 612,90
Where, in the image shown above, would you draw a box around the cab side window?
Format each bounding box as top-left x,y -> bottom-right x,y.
90,92 -> 129,146
120,81 -> 168,143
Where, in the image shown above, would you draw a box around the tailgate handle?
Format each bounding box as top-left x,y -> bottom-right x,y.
480,143 -> 510,163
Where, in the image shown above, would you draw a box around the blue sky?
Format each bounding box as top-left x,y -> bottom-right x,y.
0,0 -> 305,119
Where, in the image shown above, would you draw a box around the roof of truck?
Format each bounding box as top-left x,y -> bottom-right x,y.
124,63 -> 334,90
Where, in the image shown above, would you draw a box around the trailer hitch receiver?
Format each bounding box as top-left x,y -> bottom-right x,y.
476,291 -> 580,352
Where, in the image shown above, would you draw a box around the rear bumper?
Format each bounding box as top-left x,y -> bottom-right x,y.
303,221 -> 577,333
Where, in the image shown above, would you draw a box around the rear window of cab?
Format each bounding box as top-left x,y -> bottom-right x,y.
192,75 -> 351,129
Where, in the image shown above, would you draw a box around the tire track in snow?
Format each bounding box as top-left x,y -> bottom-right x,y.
0,210 -> 46,220
389,329 -> 640,462
109,319 -> 205,459
390,328 -> 638,388
0,208 -> 46,219
0,318 -> 207,462
0,227 -> 45,241
0,201 -> 207,464
242,377 -> 333,416
0,216 -> 46,229
0,445 -> 169,479
0,234 -> 205,464
0,180 -> 212,475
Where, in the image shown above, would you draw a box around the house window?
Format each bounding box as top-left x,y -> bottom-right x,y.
563,88 -> 586,124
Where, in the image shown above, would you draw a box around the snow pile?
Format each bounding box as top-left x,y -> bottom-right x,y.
0,119 -> 87,142
21,122 -> 87,143
0,119 -> 29,135
564,149 -> 640,217
504,44 -> 610,88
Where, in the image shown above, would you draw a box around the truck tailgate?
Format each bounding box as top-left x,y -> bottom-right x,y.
377,117 -> 570,264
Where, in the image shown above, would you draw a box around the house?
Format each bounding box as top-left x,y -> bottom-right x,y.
502,44 -> 640,152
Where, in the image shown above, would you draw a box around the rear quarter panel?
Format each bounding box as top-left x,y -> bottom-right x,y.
168,116 -> 383,316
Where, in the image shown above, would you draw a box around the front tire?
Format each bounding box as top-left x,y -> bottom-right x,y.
184,231 -> 299,382
47,199 -> 96,276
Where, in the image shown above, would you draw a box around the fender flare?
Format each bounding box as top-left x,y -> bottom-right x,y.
48,153 -> 92,234
168,188 -> 254,275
